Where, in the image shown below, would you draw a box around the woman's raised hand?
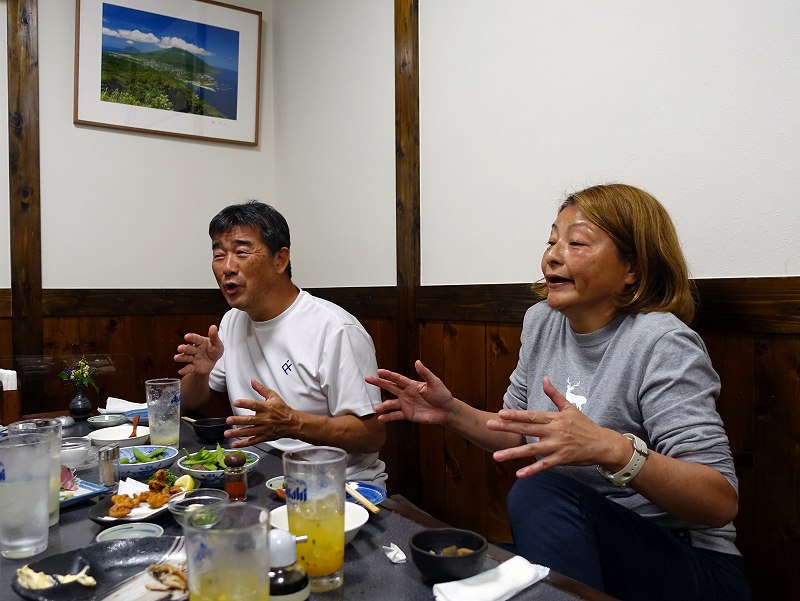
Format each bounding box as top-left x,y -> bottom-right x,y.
366,360 -> 455,425
488,376 -> 623,478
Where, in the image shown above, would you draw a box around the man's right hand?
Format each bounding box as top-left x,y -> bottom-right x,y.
174,325 -> 224,376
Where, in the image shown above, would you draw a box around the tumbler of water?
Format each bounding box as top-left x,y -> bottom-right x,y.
8,418 -> 62,527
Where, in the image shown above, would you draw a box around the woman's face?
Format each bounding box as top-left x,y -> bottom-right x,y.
541,205 -> 638,333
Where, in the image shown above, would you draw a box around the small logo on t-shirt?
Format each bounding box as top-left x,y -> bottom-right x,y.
565,377 -> 587,411
281,360 -> 293,375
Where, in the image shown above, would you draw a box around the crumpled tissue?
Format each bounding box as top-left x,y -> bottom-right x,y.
382,543 -> 407,564
433,555 -> 549,601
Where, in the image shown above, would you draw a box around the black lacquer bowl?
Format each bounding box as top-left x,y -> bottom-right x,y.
410,527 -> 488,583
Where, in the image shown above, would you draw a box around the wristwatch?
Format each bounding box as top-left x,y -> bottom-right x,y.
597,433 -> 649,487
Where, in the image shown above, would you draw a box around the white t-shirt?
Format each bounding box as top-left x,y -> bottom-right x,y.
209,290 -> 386,484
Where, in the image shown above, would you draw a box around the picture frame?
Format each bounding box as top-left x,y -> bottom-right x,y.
74,0 -> 262,145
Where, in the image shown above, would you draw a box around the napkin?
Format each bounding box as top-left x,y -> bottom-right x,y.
432,556 -> 549,601
99,396 -> 146,414
0,369 -> 17,391
118,478 -> 150,496
382,543 -> 407,564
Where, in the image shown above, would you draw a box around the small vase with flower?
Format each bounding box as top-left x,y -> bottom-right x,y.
59,356 -> 99,420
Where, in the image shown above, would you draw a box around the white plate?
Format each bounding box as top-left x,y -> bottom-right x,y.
85,424 -> 150,446
88,490 -> 186,524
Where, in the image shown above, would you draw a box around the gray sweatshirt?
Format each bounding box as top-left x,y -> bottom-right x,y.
503,302 -> 740,556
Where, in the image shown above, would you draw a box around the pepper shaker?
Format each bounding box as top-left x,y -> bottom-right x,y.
98,443 -> 120,489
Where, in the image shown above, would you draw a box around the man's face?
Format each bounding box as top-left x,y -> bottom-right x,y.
211,225 -> 288,321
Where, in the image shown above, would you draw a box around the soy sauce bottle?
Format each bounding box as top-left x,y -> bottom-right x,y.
269,529 -> 310,601
223,451 -> 248,501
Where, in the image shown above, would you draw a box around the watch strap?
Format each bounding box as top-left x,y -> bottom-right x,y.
596,433 -> 649,487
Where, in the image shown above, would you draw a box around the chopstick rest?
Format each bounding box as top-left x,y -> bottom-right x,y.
345,483 -> 380,514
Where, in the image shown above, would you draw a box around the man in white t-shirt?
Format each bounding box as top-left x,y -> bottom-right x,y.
174,201 -> 387,485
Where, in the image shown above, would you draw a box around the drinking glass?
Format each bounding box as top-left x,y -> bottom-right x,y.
0,434 -> 50,558
145,378 -> 181,446
8,418 -> 62,527
283,446 -> 346,592
183,503 -> 270,601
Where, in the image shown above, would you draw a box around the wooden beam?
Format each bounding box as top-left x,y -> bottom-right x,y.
7,0 -> 44,374
394,0 -> 421,503
37,287 -> 395,319
395,0 -> 420,370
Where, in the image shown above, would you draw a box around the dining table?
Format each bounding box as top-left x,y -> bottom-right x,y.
1,417 -> 616,601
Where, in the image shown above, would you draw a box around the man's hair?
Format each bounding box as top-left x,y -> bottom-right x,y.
209,200 -> 292,278
532,183 -> 696,324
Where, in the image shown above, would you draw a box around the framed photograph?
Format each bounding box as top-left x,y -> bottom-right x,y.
74,0 -> 262,145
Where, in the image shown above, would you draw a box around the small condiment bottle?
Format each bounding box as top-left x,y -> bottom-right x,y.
223,451 -> 248,501
98,443 -> 120,489
269,529 -> 310,601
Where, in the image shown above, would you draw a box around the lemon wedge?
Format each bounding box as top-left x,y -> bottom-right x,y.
174,475 -> 196,492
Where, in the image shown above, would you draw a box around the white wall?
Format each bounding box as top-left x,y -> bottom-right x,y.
5,1 -> 800,291
271,0 -> 396,288
27,0 -> 397,290
419,0 -> 800,284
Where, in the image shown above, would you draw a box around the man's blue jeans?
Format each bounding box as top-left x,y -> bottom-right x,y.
506,470 -> 751,601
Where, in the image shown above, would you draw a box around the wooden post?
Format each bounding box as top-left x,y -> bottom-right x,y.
7,0 -> 44,410
394,0 -> 421,503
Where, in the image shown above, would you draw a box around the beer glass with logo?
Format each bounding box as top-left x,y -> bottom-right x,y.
283,446 -> 346,592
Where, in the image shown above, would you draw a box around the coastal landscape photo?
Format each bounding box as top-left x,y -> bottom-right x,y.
99,2 -> 240,119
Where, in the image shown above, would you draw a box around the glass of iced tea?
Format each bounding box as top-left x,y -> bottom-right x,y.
283,446 -> 346,592
183,503 -> 270,601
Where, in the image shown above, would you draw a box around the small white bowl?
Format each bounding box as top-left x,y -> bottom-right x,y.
269,502 -> 368,545
60,437 -> 92,467
95,522 -> 164,542
86,424 -> 149,447
87,414 -> 125,429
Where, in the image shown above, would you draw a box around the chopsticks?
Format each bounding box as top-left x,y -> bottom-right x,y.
346,483 -> 380,514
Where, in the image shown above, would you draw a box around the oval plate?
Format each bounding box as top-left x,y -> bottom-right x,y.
11,536 -> 186,601
346,481 -> 387,505
124,408 -> 149,426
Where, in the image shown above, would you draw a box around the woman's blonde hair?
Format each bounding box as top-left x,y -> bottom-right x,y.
532,183 -> 696,325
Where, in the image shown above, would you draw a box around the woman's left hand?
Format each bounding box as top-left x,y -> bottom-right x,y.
487,376 -> 627,478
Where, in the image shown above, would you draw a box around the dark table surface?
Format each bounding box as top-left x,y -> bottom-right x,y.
1,419 -> 613,601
